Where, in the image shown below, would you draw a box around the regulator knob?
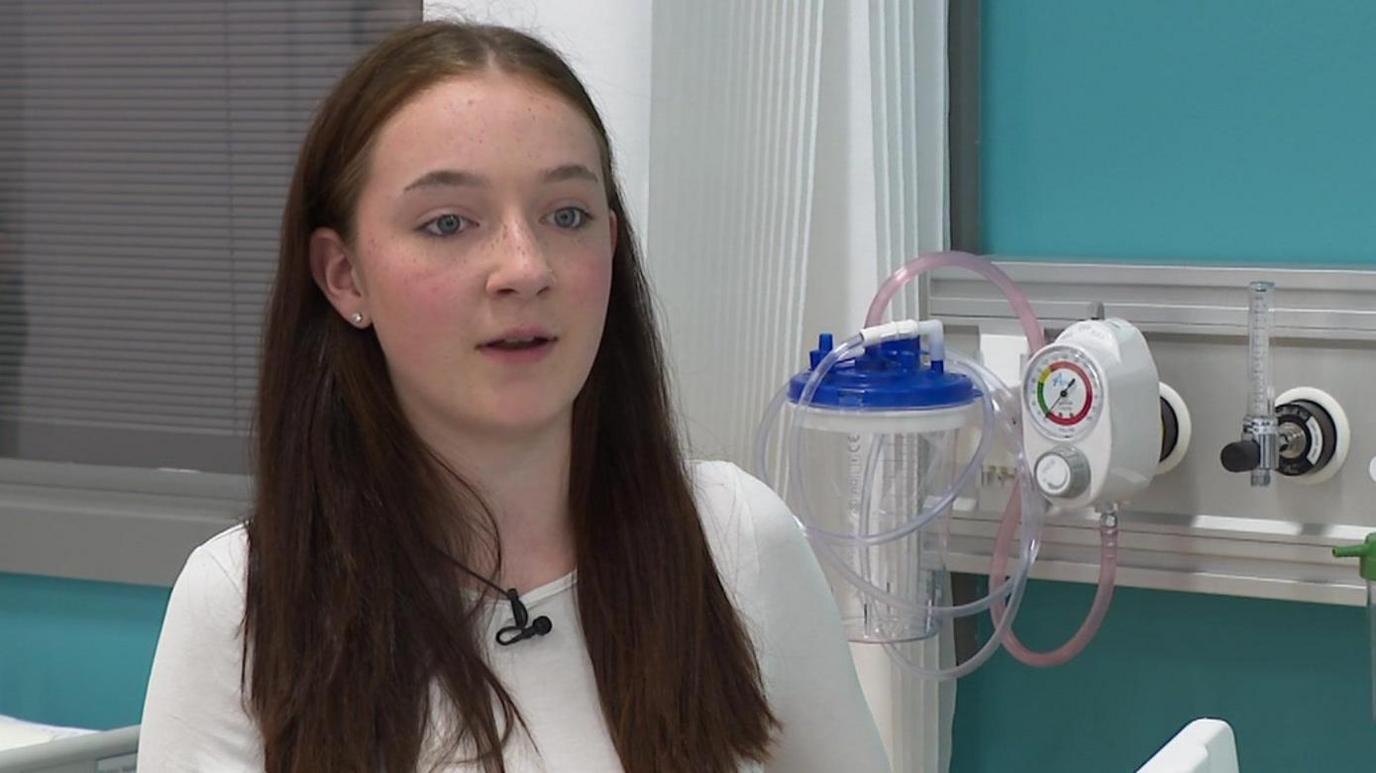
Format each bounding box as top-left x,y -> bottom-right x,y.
1034,447 -> 1092,499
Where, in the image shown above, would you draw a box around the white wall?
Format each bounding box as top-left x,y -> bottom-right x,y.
423,1 -> 653,235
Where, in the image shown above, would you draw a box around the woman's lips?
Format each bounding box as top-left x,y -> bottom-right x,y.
478,337 -> 556,363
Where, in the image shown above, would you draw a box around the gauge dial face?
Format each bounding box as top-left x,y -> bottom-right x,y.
1025,346 -> 1104,440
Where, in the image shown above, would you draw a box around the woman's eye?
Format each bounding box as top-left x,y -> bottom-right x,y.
421,213 -> 469,237
549,206 -> 591,230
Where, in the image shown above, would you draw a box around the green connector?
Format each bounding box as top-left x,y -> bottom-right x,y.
1333,534 -> 1376,582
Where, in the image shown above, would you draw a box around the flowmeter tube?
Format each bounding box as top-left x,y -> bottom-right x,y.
1246,281 -> 1278,486
1220,281 -> 1281,485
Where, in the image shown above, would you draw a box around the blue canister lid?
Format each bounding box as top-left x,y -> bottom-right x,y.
788,333 -> 978,410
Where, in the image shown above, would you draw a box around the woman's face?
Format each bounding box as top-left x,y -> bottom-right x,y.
321,72 -> 616,445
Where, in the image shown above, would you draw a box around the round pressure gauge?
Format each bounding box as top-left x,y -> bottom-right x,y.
1025,345 -> 1104,441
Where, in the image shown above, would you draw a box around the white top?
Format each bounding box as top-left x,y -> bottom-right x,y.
139,461 -> 890,772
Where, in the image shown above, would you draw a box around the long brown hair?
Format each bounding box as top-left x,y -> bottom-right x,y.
246,21 -> 777,772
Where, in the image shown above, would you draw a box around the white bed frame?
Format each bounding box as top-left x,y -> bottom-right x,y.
0,726 -> 138,773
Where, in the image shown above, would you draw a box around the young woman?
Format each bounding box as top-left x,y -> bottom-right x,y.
139,21 -> 888,773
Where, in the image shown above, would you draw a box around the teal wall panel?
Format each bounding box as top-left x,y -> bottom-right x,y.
952,579 -> 1376,772
982,0 -> 1376,265
0,572 -> 169,730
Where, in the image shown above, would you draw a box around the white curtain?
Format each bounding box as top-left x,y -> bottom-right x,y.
646,2 -> 953,771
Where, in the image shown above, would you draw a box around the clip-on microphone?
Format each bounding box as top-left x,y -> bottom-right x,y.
453,561 -> 554,646
495,588 -> 553,646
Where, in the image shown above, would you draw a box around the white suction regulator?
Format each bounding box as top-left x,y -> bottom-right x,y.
1022,319 -> 1161,510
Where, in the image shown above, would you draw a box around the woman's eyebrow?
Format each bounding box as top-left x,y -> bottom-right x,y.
402,164 -> 600,193
403,168 -> 488,192
541,163 -> 601,185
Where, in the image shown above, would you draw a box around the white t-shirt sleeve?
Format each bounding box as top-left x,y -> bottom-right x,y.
727,465 -> 892,773
139,536 -> 263,771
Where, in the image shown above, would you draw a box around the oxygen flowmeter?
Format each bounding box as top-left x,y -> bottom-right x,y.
1220,281 -> 1351,484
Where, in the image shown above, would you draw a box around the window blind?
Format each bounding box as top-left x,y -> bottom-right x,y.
0,0 -> 420,473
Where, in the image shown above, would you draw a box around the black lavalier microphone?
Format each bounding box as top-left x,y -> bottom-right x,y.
454,562 -> 555,646
495,588 -> 553,646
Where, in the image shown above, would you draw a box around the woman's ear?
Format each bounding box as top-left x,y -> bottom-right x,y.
309,227 -> 368,322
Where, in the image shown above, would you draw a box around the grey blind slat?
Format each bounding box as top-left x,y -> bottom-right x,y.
2,0 -> 421,472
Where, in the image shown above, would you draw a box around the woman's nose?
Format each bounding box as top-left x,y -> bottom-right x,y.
485,217 -> 554,298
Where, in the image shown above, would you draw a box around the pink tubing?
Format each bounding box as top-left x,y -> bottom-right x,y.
866,251 -> 1119,667
988,484 -> 1120,666
864,251 -> 1045,342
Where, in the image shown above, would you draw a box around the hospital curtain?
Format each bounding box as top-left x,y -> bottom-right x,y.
644,2 -> 953,771
0,0 -> 419,475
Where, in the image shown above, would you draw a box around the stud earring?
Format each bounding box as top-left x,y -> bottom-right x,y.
350,312 -> 366,326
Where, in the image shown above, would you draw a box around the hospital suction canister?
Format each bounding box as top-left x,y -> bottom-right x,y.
1333,535 -> 1376,720
782,324 -> 978,642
